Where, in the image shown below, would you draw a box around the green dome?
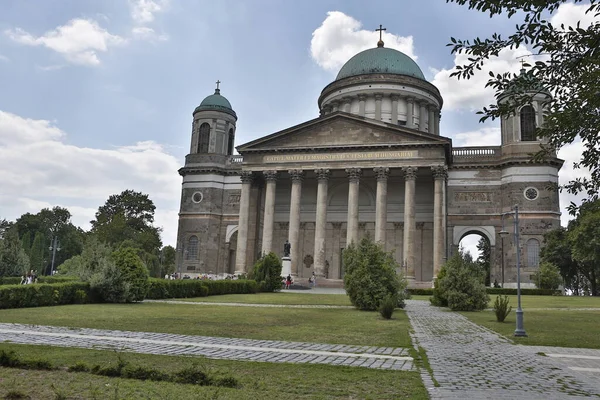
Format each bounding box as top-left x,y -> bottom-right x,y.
336,47 -> 425,81
194,89 -> 237,119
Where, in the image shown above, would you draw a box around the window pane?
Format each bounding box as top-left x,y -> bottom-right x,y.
520,106 -> 536,141
527,239 -> 540,267
186,235 -> 199,260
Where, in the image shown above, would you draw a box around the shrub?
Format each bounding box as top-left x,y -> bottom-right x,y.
379,294 -> 396,319
122,365 -> 169,381
89,258 -> 131,303
532,262 -> 563,290
486,288 -> 561,296
343,236 -> 407,311
68,362 -> 90,372
112,247 -> 149,302
0,282 -> 91,309
173,365 -> 212,386
494,295 -> 512,322
431,251 -> 489,311
249,252 -> 282,292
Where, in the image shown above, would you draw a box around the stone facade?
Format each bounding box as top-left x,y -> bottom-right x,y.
175,52 -> 562,288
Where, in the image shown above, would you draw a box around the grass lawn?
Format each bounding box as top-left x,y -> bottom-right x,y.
487,294 -> 600,309
172,292 -> 352,306
462,309 -> 600,349
0,302 -> 411,347
0,344 -> 428,399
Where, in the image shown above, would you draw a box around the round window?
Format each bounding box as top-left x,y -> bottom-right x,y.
524,187 -> 539,201
192,191 -> 203,203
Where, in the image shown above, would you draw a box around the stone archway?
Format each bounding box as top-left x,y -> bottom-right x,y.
452,226 -> 496,287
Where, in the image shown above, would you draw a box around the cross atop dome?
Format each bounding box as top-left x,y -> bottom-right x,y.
215,79 -> 221,95
376,24 -> 386,48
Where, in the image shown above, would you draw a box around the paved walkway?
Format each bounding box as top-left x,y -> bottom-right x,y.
0,323 -> 412,371
521,345 -> 600,378
405,300 -> 600,399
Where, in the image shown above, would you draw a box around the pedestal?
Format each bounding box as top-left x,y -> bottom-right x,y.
282,257 -> 292,277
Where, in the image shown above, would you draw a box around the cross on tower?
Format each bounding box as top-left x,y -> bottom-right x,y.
376,24 -> 386,41
215,80 -> 221,90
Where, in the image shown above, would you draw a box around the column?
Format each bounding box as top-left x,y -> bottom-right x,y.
342,96 -> 352,113
374,93 -> 383,121
261,170 -> 278,255
434,109 -> 440,135
428,106 -> 435,134
313,169 -> 330,278
419,102 -> 427,132
346,168 -> 362,246
406,97 -> 415,129
331,101 -> 339,112
374,167 -> 389,245
391,95 -> 399,125
235,171 -> 253,274
432,166 -> 447,280
536,100 -> 544,127
358,95 -> 366,117
288,169 -> 304,276
403,167 -> 417,281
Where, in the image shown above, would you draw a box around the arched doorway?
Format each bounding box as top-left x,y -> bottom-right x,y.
459,233 -> 491,286
226,226 -> 238,275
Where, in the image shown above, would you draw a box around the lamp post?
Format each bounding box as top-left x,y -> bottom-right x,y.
500,205 -> 527,337
48,236 -> 61,276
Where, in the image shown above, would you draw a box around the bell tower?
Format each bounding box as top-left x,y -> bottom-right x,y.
176,81 -> 241,276
190,80 -> 237,156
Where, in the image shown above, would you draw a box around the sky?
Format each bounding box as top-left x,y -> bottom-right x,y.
0,0 -> 595,256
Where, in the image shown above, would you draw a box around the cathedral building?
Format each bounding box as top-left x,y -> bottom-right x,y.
175,36 -> 562,288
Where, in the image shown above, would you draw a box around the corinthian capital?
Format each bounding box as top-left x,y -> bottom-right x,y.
263,170 -> 278,182
240,171 -> 254,183
374,167 -> 390,181
315,169 -> 331,181
345,168 -> 362,182
431,165 -> 448,180
288,169 -> 304,182
403,167 -> 417,180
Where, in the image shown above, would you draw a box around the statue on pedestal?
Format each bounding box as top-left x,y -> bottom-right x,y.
283,240 -> 291,258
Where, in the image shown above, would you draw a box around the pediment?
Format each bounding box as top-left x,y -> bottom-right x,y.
238,113 -> 449,153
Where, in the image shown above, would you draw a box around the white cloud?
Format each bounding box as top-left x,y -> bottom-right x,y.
311,11 -> 417,72
557,141 -> 591,225
0,55 -> 8,62
432,46 -> 535,112
550,2 -> 600,29
5,19 -> 125,66
130,0 -> 168,24
451,127 -> 501,147
132,26 -> 168,42
0,110 -> 181,246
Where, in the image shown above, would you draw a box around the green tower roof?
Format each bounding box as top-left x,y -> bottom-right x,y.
336,47 -> 425,81
194,88 -> 237,119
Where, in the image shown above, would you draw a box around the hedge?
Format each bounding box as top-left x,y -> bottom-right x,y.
0,282 -> 91,309
0,276 -> 79,286
407,287 -> 561,296
146,278 -> 259,299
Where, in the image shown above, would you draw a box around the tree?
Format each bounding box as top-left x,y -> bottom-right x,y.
161,245 -> 176,277
14,207 -> 84,269
541,227 -> 581,294
533,262 -> 562,290
249,252 -> 282,292
58,235 -> 113,280
476,237 -> 491,286
90,190 -> 162,254
342,236 -> 407,311
432,250 -> 489,311
569,203 -> 600,295
112,247 -> 150,302
447,0 -> 600,209
29,232 -> 47,275
0,226 -> 30,276
0,219 -> 13,239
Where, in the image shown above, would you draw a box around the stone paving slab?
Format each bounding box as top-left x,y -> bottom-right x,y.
145,299 -> 354,309
405,300 -> 600,399
0,323 -> 412,371
521,345 -> 600,378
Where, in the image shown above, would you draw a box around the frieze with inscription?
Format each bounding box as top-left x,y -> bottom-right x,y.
454,192 -> 492,202
263,150 -> 423,163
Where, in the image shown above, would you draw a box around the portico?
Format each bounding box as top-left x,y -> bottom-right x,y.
233,113 -> 450,287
